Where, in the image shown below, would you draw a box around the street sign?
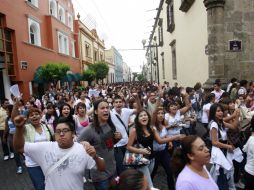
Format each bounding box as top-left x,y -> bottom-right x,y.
229,40 -> 242,51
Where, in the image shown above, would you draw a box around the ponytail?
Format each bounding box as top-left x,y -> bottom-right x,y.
171,135 -> 199,177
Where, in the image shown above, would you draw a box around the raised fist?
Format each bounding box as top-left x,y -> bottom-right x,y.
14,115 -> 26,128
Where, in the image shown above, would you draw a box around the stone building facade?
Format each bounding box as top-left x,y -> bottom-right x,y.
144,0 -> 254,87
204,0 -> 254,86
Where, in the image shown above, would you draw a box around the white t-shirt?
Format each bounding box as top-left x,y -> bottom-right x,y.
111,108 -> 134,147
243,136 -> 254,175
211,90 -> 224,103
24,142 -> 95,190
209,121 -> 227,141
165,110 -> 182,136
201,103 -> 212,124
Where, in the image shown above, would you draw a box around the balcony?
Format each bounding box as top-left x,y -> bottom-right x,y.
179,0 -> 195,12
82,56 -> 93,65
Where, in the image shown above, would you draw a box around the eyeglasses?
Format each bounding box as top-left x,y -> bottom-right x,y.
55,128 -> 72,135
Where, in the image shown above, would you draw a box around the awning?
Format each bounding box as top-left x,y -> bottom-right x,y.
61,73 -> 75,82
73,73 -> 82,81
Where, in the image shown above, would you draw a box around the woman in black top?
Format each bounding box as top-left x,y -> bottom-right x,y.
127,109 -> 155,188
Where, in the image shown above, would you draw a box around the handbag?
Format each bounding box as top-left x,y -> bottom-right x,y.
123,141 -> 150,167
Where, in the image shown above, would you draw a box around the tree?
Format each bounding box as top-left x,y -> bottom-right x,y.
137,74 -> 147,82
88,61 -> 109,82
37,62 -> 70,83
82,69 -> 96,86
132,72 -> 138,82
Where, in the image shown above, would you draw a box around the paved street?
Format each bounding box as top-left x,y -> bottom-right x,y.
0,149 -> 168,190
0,123 -> 232,190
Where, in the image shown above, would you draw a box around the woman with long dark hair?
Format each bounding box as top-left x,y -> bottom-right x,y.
209,103 -> 238,190
172,135 -> 218,190
78,99 -> 121,190
54,103 -> 75,130
127,109 -> 154,187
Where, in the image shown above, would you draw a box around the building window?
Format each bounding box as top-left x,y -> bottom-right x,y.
28,18 -> 41,46
94,50 -> 98,62
58,5 -> 65,23
170,40 -> 177,80
100,52 -> 103,61
49,0 -> 57,17
161,52 -> 165,79
158,18 -> 163,46
85,43 -> 91,57
0,15 -> 15,75
27,0 -> 39,8
67,13 -> 73,32
167,0 -> 175,33
58,31 -> 69,55
71,41 -> 75,57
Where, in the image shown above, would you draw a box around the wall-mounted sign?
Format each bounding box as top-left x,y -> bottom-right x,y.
205,45 -> 209,55
229,40 -> 242,51
20,61 -> 28,70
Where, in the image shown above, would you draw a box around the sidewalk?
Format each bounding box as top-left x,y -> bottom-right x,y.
0,149 -> 34,190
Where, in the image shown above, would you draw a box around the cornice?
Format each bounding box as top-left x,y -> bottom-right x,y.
203,0 -> 225,10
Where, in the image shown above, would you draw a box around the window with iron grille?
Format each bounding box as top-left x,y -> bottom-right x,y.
0,15 -> 15,76
166,0 -> 175,33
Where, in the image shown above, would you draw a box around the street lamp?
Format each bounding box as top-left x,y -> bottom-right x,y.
142,39 -> 160,84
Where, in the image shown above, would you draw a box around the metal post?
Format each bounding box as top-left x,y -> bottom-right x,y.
156,44 -> 159,84
150,48 -> 153,82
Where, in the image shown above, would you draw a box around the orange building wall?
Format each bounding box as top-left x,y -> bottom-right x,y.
0,0 -> 80,100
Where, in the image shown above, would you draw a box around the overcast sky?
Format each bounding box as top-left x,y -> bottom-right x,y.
72,0 -> 160,72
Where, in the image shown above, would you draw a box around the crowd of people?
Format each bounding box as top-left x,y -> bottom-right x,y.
0,78 -> 254,190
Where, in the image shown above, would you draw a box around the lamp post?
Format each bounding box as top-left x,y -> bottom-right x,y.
142,39 -> 160,84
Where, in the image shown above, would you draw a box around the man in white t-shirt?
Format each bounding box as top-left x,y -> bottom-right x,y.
211,81 -> 224,103
13,116 -> 105,190
110,94 -> 141,175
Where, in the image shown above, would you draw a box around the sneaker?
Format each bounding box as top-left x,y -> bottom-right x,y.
16,166 -> 23,174
235,180 -> 245,189
10,152 -> 14,159
3,155 -> 9,161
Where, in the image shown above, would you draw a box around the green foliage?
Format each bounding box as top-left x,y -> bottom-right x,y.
132,72 -> 138,82
82,69 -> 96,85
137,74 -> 146,82
88,61 -> 109,80
38,62 -> 70,82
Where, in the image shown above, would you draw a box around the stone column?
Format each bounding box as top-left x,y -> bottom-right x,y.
203,0 -> 226,87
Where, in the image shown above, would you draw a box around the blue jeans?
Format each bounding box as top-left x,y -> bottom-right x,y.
137,159 -> 155,187
27,166 -> 45,190
93,176 -> 114,190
